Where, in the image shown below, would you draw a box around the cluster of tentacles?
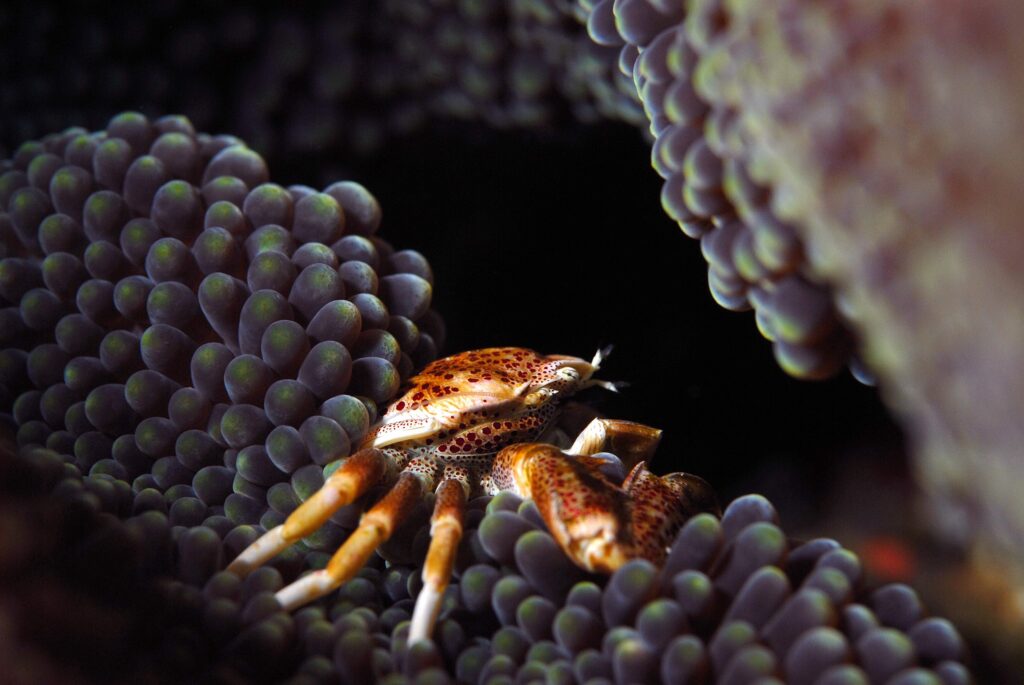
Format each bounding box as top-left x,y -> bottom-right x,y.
0,0 -> 866,386
1,442 -> 971,683
2,0 -> 1021,680
0,112 -> 444,566
0,109 -> 975,680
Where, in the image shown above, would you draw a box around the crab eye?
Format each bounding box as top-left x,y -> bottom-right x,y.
557,368 -> 580,382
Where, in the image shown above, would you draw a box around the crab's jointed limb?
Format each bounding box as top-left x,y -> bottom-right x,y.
494,431 -> 719,574
409,477 -> 467,642
277,469 -> 425,610
225,346 -> 719,646
226,447 -> 391,578
565,417 -> 662,465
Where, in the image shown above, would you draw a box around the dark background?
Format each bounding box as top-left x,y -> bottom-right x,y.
0,0 -> 902,524
296,121 -> 903,521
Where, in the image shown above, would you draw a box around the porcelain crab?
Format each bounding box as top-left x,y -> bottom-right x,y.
227,347 -> 718,642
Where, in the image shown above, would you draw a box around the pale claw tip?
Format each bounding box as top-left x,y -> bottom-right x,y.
275,570 -> 334,611
408,584 -> 443,644
227,525 -> 287,578
225,557 -> 251,577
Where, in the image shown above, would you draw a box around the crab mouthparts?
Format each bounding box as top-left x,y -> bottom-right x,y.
576,532 -> 631,574
560,513 -> 632,574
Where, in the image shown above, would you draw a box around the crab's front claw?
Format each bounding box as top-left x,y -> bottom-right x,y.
621,463 -> 720,566
496,443 -> 720,573
496,443 -> 635,573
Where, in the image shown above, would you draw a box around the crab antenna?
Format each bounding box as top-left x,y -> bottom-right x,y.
591,344 -> 614,369
586,346 -> 623,393
589,379 -> 626,393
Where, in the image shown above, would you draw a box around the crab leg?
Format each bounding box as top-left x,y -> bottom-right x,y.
227,448 -> 389,577
276,469 -> 426,610
408,476 -> 468,643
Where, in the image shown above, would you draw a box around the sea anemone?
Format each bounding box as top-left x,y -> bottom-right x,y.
0,3 -> 863,385
0,443 -> 971,683
0,112 -> 442,572
3,0 -> 1020,678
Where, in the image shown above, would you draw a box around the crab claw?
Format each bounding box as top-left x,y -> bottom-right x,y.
495,443 -> 634,572
621,462 -> 720,565
495,443 -> 719,573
